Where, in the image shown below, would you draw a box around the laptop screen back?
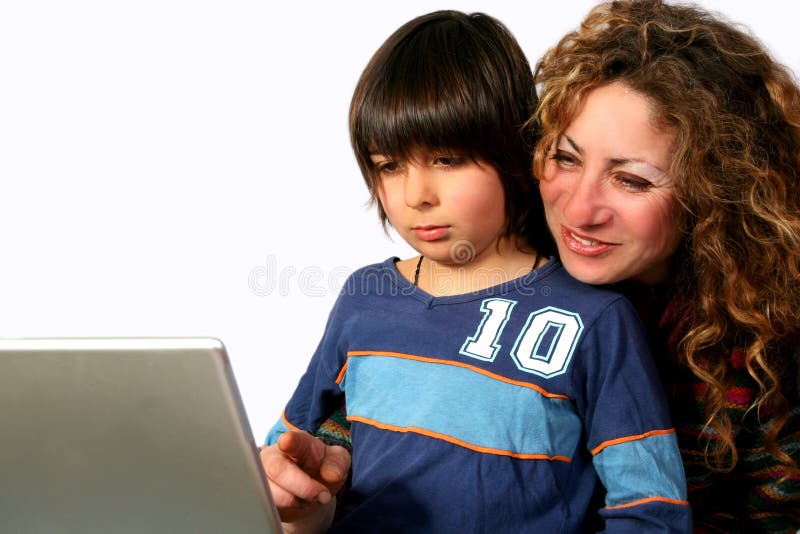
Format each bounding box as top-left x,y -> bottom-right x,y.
0,337 -> 283,534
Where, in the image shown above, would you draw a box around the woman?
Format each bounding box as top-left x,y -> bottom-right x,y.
263,1 -> 800,531
533,0 -> 799,531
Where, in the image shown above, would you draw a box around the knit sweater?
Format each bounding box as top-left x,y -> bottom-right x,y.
648,293 -> 800,533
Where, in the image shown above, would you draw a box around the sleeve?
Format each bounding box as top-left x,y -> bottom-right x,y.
264,290 -> 352,446
578,297 -> 692,532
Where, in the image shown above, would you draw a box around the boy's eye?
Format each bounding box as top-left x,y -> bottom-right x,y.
375,160 -> 401,176
432,155 -> 465,167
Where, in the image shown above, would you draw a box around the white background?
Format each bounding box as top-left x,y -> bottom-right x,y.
1,1 -> 797,440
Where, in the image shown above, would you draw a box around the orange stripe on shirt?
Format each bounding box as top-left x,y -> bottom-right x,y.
605,496 -> 690,510
335,360 -> 349,385
348,414 -> 572,463
281,410 -> 302,432
346,350 -> 570,400
591,428 -> 676,456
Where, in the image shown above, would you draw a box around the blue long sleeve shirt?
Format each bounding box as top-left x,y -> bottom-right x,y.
267,259 -> 691,532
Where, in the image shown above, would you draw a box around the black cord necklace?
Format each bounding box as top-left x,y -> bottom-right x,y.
411,252 -> 541,287
413,255 -> 424,286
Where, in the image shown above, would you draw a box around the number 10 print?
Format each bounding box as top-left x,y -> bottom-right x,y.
460,299 -> 584,378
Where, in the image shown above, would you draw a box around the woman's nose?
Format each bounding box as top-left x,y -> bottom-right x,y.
561,172 -> 612,228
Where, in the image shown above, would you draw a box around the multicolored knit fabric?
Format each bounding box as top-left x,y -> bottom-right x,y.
314,404 -> 352,453
654,294 -> 800,533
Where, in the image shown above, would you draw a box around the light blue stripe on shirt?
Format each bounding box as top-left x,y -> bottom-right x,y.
265,416 -> 291,446
593,432 -> 688,506
341,353 -> 581,458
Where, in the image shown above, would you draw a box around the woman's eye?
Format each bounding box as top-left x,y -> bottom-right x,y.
549,150 -> 578,168
616,174 -> 652,192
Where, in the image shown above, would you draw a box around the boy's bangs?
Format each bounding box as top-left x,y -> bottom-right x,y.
357,86 -> 490,161
355,26 -> 500,162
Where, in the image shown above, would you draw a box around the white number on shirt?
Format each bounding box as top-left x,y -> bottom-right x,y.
510,307 -> 583,378
459,298 -> 516,361
461,301 -> 583,378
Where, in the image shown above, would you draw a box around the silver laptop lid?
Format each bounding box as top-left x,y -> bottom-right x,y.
0,337 -> 283,534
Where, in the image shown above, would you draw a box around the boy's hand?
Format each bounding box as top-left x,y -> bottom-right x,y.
260,431 -> 351,527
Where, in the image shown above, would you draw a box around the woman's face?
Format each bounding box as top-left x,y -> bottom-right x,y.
539,82 -> 683,285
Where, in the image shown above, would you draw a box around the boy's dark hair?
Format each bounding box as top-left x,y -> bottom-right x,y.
349,10 -> 551,253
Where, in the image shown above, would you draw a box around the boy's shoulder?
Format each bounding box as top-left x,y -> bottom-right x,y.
336,257 -> 405,299
527,261 -> 644,334
346,257 -> 396,278
535,260 -> 629,309
343,257 -> 398,285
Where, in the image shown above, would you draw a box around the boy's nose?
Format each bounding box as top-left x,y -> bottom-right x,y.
404,167 -> 437,208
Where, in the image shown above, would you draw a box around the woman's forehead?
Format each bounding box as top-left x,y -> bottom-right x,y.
560,84 -> 676,170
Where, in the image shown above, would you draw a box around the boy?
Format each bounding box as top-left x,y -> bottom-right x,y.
262,10 -> 690,532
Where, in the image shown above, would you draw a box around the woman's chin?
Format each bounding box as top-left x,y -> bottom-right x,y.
559,259 -> 624,286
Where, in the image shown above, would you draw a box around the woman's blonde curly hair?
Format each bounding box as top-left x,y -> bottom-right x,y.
532,0 -> 800,472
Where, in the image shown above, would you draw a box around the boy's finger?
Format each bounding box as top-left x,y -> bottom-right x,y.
261,443 -> 331,504
277,431 -> 326,471
319,445 -> 351,486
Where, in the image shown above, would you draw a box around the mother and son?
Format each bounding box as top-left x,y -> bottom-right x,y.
260,0 -> 800,531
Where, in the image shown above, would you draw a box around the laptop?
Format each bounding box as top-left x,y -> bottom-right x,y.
0,337 -> 283,534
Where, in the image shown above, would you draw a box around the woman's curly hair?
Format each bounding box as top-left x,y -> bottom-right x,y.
532,0 -> 800,473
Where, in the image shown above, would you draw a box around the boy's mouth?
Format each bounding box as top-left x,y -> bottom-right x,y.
413,225 -> 450,241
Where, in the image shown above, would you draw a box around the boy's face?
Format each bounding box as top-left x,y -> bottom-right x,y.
371,149 -> 507,267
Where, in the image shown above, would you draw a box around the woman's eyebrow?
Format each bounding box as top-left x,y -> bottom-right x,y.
609,158 -> 668,175
562,134 -> 583,154
563,134 -> 668,176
